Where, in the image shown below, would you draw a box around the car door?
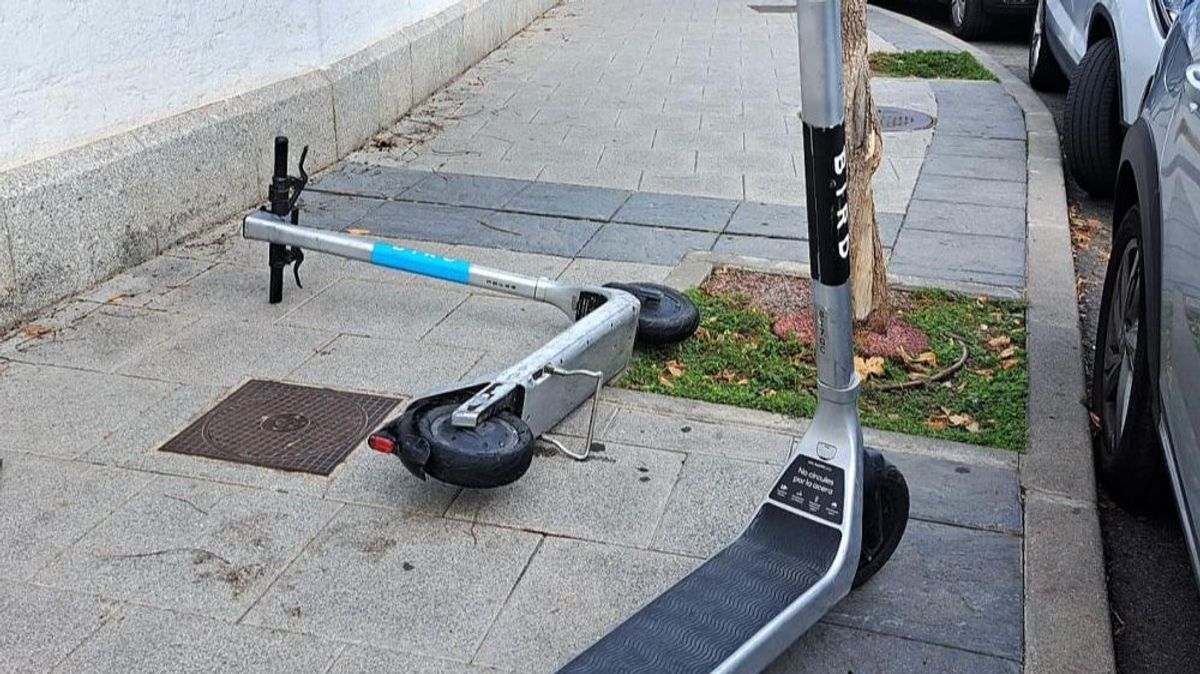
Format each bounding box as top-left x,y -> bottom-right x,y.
1157,14 -> 1200,548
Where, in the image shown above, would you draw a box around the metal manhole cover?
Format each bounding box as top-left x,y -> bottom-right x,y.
159,380 -> 400,475
748,4 -> 796,12
879,106 -> 936,132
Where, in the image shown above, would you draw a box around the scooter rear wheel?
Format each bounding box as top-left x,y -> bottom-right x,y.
853,462 -> 910,588
604,282 -> 700,345
393,396 -> 534,489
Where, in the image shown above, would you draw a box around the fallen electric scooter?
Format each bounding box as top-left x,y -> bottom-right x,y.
243,138 -> 699,488
553,0 -> 910,671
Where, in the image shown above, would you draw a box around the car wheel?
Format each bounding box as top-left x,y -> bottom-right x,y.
950,0 -> 993,40
1092,205 -> 1169,511
1064,38 -> 1122,197
1028,0 -> 1068,91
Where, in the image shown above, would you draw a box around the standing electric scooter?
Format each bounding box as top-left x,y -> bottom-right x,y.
245,138 -> 700,489
554,0 -> 910,671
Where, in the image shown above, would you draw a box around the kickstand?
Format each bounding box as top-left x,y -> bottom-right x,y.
540,365 -> 604,461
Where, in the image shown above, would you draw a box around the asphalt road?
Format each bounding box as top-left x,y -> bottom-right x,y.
870,2 -> 1200,671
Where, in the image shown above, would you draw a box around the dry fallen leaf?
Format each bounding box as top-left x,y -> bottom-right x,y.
665,360 -> 686,378
657,374 -> 675,389
346,227 -> 371,236
1002,358 -> 1021,370
987,335 -> 1012,349
972,368 -> 995,380
854,356 -> 886,381
926,418 -> 949,431
22,325 -> 51,339
999,346 -> 1018,359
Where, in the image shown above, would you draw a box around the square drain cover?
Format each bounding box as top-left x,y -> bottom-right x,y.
160,380 -> 400,475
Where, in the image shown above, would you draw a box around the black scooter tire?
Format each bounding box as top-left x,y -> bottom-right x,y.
853,461 -> 910,588
604,282 -> 700,345
392,396 -> 534,489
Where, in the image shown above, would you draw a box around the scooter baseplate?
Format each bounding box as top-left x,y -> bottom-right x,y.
556,504 -> 841,674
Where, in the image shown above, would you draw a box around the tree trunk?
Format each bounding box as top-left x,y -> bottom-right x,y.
841,0 -> 891,332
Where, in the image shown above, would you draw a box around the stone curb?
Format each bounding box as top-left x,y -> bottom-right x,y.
0,0 -> 559,333
869,7 -> 1116,673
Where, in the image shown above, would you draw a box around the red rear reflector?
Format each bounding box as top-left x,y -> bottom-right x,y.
368,434 -> 396,453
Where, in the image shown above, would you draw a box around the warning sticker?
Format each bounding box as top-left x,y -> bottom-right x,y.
769,455 -> 845,525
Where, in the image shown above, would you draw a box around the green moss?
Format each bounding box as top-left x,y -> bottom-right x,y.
618,288 -> 1028,451
868,50 -> 996,81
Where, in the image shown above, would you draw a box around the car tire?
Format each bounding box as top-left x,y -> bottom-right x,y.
1028,0 -> 1068,91
1064,38 -> 1122,197
1092,205 -> 1170,511
950,0 -> 993,40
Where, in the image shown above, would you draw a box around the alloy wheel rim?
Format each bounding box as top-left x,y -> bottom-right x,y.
1030,0 -> 1044,73
952,0 -> 966,26
1101,238 -> 1142,450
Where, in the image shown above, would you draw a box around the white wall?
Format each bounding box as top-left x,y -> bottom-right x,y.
0,0 -> 458,169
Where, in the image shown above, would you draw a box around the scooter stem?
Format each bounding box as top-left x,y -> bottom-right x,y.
797,0 -> 857,394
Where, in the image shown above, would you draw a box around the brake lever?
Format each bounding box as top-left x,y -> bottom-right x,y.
285,145 -> 310,214
291,247 -> 304,289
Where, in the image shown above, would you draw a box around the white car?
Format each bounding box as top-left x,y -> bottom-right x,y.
1027,0 -> 1186,196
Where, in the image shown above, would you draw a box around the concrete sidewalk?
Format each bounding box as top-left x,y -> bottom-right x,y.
0,2 -> 1041,673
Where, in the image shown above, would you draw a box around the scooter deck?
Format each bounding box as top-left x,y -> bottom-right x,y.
557,504 -> 840,674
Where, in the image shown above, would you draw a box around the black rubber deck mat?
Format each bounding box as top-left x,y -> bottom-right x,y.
159,380 -> 400,475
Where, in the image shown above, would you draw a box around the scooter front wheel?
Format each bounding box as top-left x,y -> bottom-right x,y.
389,396 -> 535,489
604,282 -> 700,345
853,460 -> 910,588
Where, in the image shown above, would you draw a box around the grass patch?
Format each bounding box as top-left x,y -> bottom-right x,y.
869,50 -> 996,81
619,286 -> 1028,451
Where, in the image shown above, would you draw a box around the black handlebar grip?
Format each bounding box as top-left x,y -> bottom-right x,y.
273,136 -> 289,179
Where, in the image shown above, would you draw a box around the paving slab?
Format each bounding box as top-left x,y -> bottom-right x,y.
0,304 -> 196,373
421,294 -> 568,353
828,520 -> 1023,661
324,445 -> 462,516
288,334 -> 481,397
146,262 -> 341,322
612,192 -> 739,232
54,604 -> 341,674
242,506 -> 540,661
912,173 -> 1026,210
331,645 -> 500,674
363,200 -> 501,244
280,278 -> 467,341
725,201 -> 809,238
711,234 -> 805,262
78,255 -> 213,308
928,133 -> 1026,161
556,258 -> 672,288
36,476 -> 342,621
0,363 -> 175,460
447,442 -> 684,547
475,211 -> 602,257
446,244 -> 571,280
579,223 -> 718,265
402,172 -> 531,209
502,181 -> 631,221
602,407 -> 794,465
923,153 -> 1026,184
769,622 -> 1020,674
0,582 -> 118,673
651,453 -> 779,558
0,452 -> 155,581
891,228 -> 1025,287
119,316 -> 335,386
904,198 -> 1026,241
473,537 -> 696,672
310,161 -> 430,198
297,192 -> 386,231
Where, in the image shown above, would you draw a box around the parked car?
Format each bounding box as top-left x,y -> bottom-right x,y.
1093,0 -> 1200,583
947,0 -> 1037,40
1028,0 -> 1186,196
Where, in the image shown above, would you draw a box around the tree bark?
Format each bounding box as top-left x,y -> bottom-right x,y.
841,0 -> 891,332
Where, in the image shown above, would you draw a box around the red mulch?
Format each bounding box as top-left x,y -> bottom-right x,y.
701,266 -> 930,359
